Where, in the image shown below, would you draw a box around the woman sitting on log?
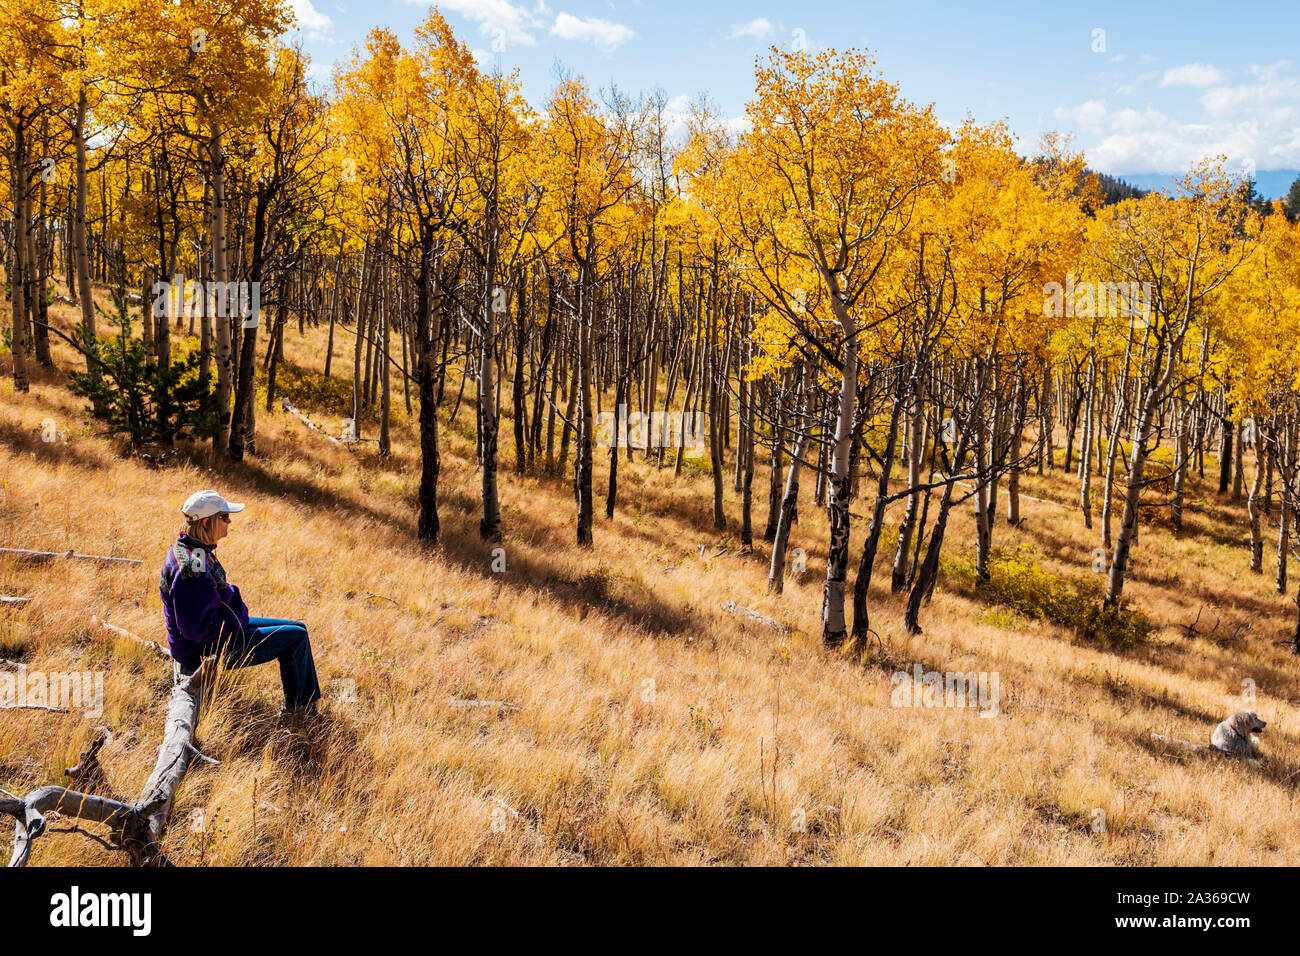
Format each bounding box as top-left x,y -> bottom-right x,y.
160,489 -> 322,717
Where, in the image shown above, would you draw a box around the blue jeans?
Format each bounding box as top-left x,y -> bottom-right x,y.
177,616 -> 322,709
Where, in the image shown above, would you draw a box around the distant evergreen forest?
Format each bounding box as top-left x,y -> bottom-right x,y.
1089,168 -> 1300,222
1092,170 -> 1147,205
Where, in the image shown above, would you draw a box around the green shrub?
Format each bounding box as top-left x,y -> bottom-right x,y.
950,545 -> 1154,646
274,360 -> 355,417
66,278 -> 215,452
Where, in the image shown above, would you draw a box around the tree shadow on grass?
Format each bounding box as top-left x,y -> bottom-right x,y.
0,415 -> 119,474
1080,671 -> 1226,726
225,451 -> 703,642
431,504 -> 701,641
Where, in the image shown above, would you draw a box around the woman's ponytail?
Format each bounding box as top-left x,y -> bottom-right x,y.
182,515 -> 218,545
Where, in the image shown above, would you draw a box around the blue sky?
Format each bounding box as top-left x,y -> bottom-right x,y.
285,0 -> 1300,192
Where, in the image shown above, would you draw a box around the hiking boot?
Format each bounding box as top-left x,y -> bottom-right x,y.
279,700 -> 320,721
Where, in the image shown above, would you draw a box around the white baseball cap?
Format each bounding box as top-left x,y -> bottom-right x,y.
181,489 -> 246,519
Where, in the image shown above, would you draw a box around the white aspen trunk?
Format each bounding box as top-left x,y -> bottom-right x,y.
1279,424 -> 1291,595
1080,350 -> 1096,528
209,120 -> 233,455
350,241 -> 369,440
379,266 -> 391,457
575,254 -> 595,547
769,370 -> 808,595
1248,430 -> 1265,573
480,255 -> 501,541
1171,389 -> 1189,529
9,120 -> 30,393
1007,373 -> 1024,526
892,378 -> 926,591
822,305 -> 857,646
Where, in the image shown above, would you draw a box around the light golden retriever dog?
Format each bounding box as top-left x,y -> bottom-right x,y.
1210,709 -> 1267,756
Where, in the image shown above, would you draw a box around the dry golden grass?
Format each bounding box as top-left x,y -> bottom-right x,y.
3,290 -> 1300,866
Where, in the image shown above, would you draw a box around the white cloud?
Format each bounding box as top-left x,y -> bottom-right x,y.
550,12 -> 633,52
1054,99 -> 1109,134
729,17 -> 774,39
1251,59 -> 1292,81
418,0 -> 543,49
1159,63 -> 1226,88
398,1 -> 632,54
1051,63 -> 1300,174
1201,73 -> 1300,118
288,0 -> 332,38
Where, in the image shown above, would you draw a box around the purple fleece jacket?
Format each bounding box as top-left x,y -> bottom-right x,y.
159,534 -> 251,666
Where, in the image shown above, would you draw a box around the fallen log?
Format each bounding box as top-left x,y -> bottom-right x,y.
1,596 -> 30,605
93,617 -> 169,658
132,666 -> 208,864
450,698 -> 520,711
722,600 -> 790,634
0,704 -> 68,713
2,665 -> 209,866
280,398 -> 377,447
0,548 -> 142,566
282,397 -> 341,444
